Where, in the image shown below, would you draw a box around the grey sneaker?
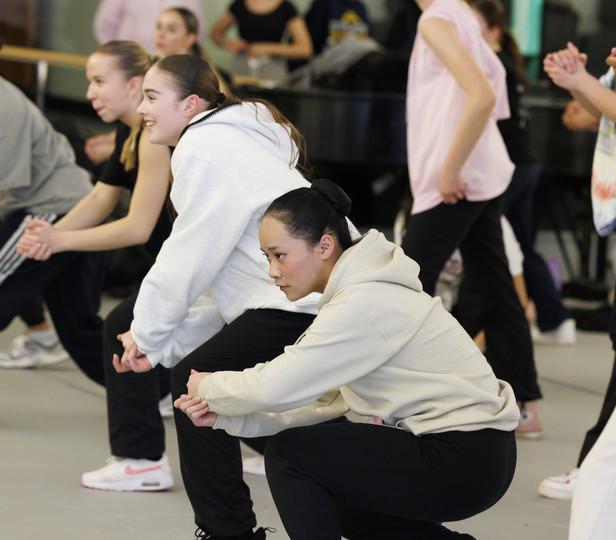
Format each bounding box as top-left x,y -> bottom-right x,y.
0,333 -> 69,368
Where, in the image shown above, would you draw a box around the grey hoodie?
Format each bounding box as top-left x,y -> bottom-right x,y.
205,229 -> 520,437
0,77 -> 91,219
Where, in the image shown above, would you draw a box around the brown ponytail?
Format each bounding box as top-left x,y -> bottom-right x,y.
154,54 -> 308,170
470,0 -> 527,85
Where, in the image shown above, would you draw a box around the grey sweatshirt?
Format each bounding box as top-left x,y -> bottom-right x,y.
203,230 -> 520,437
0,76 -> 91,219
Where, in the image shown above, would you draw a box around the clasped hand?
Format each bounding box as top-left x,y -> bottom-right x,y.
16,219 -> 59,261
112,331 -> 153,373
543,41 -> 589,90
174,370 -> 218,428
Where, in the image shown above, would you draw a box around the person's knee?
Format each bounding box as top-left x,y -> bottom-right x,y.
170,356 -> 193,398
264,429 -> 303,475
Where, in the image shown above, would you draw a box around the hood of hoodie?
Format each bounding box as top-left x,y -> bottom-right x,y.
182,102 -> 299,168
320,229 -> 423,308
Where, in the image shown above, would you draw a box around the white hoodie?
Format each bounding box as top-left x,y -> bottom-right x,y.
203,230 -> 520,437
131,103 -> 318,367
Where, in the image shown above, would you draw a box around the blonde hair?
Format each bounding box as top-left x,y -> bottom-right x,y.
94,40 -> 158,171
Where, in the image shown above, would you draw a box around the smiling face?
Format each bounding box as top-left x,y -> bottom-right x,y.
137,65 -> 196,145
86,53 -> 141,124
155,10 -> 198,56
259,215 -> 335,301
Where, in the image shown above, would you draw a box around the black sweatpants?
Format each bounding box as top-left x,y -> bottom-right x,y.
0,210 -> 105,385
265,423 -> 516,540
103,290 -> 171,459
170,309 -> 315,537
401,196 -> 541,402
19,296 -> 46,327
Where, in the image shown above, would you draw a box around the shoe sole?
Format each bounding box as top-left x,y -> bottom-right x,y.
81,477 -> 174,492
515,430 -> 543,440
0,353 -> 69,369
538,485 -> 574,500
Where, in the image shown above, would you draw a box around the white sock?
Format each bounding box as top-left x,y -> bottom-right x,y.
28,328 -> 58,347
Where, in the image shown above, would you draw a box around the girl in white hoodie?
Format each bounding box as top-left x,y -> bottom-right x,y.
176,179 -> 520,540
111,54 -> 323,540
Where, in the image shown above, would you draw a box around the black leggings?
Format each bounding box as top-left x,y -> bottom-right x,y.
265,423 -> 516,540
170,309 -> 315,537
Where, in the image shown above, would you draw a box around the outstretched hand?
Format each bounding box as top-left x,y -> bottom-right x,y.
174,394 -> 218,428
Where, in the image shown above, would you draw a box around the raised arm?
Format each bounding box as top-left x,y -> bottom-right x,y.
420,17 -> 496,203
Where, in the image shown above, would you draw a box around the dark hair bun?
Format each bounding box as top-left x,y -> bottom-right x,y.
310,179 -> 352,217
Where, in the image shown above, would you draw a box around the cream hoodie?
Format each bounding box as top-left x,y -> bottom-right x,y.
204,230 -> 520,438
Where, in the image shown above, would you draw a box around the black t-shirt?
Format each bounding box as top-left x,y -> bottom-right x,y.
496,51 -> 535,164
229,0 -> 297,43
99,123 -> 172,258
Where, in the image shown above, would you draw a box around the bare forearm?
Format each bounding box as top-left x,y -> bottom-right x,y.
55,215 -> 151,253
572,73 -> 616,122
570,89 -> 602,120
253,42 -> 312,60
54,189 -> 117,231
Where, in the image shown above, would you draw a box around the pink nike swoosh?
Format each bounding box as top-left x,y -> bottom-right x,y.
124,464 -> 162,476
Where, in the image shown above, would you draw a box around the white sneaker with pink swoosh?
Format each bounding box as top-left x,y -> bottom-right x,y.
81,456 -> 174,492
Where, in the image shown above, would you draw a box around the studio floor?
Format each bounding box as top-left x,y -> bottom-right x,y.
0,295 -> 611,540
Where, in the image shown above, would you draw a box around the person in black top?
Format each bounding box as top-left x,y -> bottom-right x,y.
305,0 -> 372,56
15,41 -> 175,491
211,0 -> 312,79
471,0 -> 575,345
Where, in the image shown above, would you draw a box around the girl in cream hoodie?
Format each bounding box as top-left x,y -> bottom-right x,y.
176,179 -> 520,540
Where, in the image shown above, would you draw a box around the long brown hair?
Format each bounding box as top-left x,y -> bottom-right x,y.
154,54 -> 307,169
471,0 -> 527,85
94,40 -> 158,171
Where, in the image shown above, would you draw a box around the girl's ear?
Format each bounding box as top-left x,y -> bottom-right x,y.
127,75 -> 143,97
318,233 -> 336,260
183,94 -> 208,117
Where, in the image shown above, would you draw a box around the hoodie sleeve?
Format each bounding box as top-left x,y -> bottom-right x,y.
212,390 -> 349,437
153,293 -> 226,368
131,155 -> 253,366
197,296 -> 394,415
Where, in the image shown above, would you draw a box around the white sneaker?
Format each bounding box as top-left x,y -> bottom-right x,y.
81,456 -> 174,492
242,456 -> 266,476
538,468 -> 578,500
158,393 -> 174,419
0,332 -> 69,368
532,318 -> 576,346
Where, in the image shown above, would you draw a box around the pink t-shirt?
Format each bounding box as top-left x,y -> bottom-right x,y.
406,0 -> 514,215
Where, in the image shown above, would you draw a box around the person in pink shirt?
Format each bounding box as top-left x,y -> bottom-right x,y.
401,0 -> 543,435
93,0 -> 206,53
